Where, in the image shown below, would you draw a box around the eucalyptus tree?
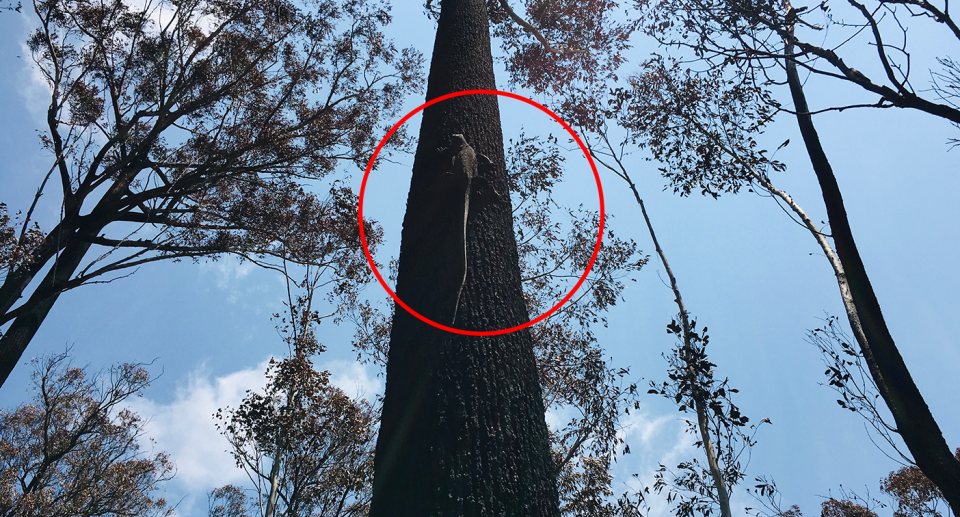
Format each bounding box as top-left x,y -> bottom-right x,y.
0,0 -> 421,387
368,0 -> 643,512
0,352 -> 174,517
530,0 -> 960,507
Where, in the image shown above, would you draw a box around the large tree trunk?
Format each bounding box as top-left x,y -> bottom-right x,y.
783,15 -> 960,510
368,0 -> 559,515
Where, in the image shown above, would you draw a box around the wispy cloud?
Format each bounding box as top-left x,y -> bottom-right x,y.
203,256 -> 257,291
324,359 -> 383,401
197,256 -> 277,306
611,410 -> 696,514
619,409 -> 676,449
10,13 -> 52,121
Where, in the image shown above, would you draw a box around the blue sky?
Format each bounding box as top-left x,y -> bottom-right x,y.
2,2 -> 959,516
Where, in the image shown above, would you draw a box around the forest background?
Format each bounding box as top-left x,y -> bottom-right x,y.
0,0 -> 958,515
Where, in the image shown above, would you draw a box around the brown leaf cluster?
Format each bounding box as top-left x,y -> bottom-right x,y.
491,0 -> 638,94
880,450 -> 960,517
0,352 -> 173,517
214,287 -> 376,517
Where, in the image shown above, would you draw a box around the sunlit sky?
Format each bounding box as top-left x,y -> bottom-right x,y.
1,2 -> 959,516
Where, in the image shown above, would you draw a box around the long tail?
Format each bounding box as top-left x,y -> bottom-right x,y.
450,184 -> 470,326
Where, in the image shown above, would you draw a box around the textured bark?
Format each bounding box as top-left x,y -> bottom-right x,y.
368,0 -> 560,515
784,9 -> 960,510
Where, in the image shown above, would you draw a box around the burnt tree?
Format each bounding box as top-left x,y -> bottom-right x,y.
368,0 -> 560,515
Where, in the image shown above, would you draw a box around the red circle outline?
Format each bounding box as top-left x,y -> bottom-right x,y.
358,89 -> 604,336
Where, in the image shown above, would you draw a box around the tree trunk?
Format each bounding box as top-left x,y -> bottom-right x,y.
0,240 -> 57,321
783,14 -> 960,511
265,448 -> 282,517
637,199 -> 731,517
368,0 -> 559,515
0,241 -> 91,387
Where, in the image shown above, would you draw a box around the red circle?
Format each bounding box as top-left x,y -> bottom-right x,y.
358,89 -> 604,336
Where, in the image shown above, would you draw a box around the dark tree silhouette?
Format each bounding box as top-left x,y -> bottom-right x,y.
347,130 -> 647,515
0,0 -> 420,388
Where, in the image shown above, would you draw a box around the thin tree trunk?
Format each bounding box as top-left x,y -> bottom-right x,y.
591,141 -> 733,517
638,197 -> 731,517
369,0 -> 559,514
783,5 -> 960,510
264,446 -> 282,517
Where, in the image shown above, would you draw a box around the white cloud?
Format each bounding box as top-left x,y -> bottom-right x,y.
323,359 -> 382,401
545,404 -> 577,434
129,360 -> 270,514
202,256 -> 256,291
609,410 -> 697,515
13,16 -> 52,119
129,357 -> 380,515
197,256 -> 278,307
133,356 -> 381,490
619,409 -> 676,448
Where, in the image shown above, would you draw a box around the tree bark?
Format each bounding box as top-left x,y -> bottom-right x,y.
783,11 -> 960,510
264,450 -> 282,517
368,0 -> 559,515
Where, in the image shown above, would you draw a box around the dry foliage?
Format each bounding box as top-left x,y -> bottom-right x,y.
213,268 -> 376,517
881,451 -> 959,517
0,352 -> 173,517
0,0 -> 422,384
